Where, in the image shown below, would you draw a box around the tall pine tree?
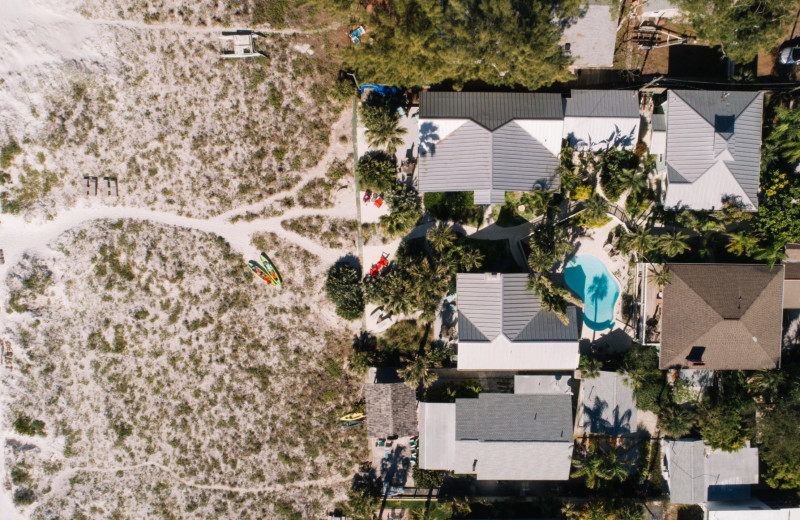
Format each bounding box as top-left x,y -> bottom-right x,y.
345,0 -> 582,89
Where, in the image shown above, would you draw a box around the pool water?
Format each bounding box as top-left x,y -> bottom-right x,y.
564,254 -> 620,331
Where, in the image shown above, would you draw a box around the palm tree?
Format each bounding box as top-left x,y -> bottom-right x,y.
618,167 -> 646,198
399,354 -> 437,388
580,356 -> 602,379
604,450 -> 629,482
448,245 -> 484,272
525,190 -> 559,218
726,232 -> 760,256
754,241 -> 788,269
426,223 -> 456,253
650,265 -> 672,287
583,194 -> 609,223
570,445 -> 612,490
581,498 -> 611,520
659,405 -> 694,438
658,231 -> 690,258
624,226 -> 656,258
748,368 -> 786,403
364,110 -> 407,155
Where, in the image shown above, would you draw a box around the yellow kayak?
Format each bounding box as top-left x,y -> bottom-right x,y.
339,412 -> 366,422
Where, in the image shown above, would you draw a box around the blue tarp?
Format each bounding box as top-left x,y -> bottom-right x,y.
359,84 -> 398,97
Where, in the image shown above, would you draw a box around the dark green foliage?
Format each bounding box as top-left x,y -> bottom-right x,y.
360,96 -> 407,154
133,309 -> 149,320
341,484 -> 379,520
1,138 -> 21,169
325,263 -> 364,320
13,488 -> 35,506
675,0 -> 797,63
598,150 -> 638,202
423,379 -> 482,403
356,153 -> 396,193
753,169 -> 800,246
13,415 -> 46,436
577,194 -> 611,228
10,466 -> 30,485
619,344 -> 664,413
345,0 -> 578,89
86,330 -> 111,352
659,405 -> 695,438
757,405 -> 800,489
412,466 -> 445,488
423,191 -> 483,226
699,371 -> 754,452
527,222 -> 572,274
380,185 -> 422,237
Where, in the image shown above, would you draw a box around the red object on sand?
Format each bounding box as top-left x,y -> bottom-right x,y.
370,266 -> 379,277
374,198 -> 383,208
377,257 -> 388,268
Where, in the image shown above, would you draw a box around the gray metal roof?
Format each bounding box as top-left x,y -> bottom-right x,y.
419,92 -> 564,130
417,120 -> 492,193
580,371 -> 638,435
457,273 -> 579,342
455,393 -> 573,442
664,440 -> 759,504
417,120 -> 560,198
565,90 -> 640,118
665,90 -> 763,209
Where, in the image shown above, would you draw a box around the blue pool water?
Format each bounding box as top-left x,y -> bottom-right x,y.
564,255 -> 620,331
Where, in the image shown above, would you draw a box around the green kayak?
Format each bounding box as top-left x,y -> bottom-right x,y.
259,252 -> 282,287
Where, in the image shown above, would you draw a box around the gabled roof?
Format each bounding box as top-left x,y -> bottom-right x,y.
664,440 -> 759,504
364,383 -> 418,438
660,264 -> 784,370
664,90 -> 763,210
565,90 -> 640,118
418,93 -> 563,202
419,92 -> 564,130
457,273 -> 579,343
581,371 -> 638,435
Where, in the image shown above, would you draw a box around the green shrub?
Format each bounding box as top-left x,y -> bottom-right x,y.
13,488 -> 35,506
423,191 -> 483,226
571,184 -> 595,201
10,466 -> 30,485
13,415 -> 46,436
599,150 -> 637,202
412,466 -> 445,488
380,185 -> 422,237
423,379 -> 482,403
1,139 -> 21,169
252,0 -> 287,27
356,153 -> 396,193
325,263 -> 363,320
133,309 -> 149,320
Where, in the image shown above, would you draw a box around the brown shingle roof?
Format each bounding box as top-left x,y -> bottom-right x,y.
364,383 -> 418,438
660,264 -> 784,370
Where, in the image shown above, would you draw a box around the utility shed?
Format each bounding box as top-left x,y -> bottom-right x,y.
418,92 -> 564,205
559,1 -> 618,70
563,90 -> 640,151
579,371 -> 638,435
660,264 -> 784,370
663,440 -> 759,504
663,90 -> 763,211
456,273 -> 580,370
364,383 -> 418,438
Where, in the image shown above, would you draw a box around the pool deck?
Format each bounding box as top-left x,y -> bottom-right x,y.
559,220 -> 636,349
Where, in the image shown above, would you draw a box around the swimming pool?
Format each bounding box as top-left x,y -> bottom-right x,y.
564,255 -> 620,331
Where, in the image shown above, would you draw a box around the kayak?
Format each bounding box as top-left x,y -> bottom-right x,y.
259,252 -> 282,286
339,412 -> 366,422
338,419 -> 365,428
247,260 -> 274,285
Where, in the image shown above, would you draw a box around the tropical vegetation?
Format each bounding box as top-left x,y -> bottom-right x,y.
324,262 -> 364,320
